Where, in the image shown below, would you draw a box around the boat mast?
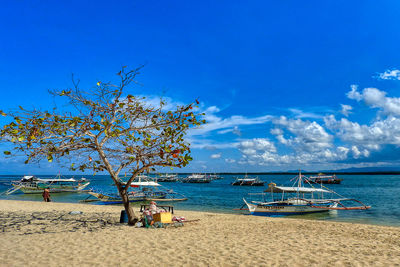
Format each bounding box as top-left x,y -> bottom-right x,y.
297,170 -> 302,199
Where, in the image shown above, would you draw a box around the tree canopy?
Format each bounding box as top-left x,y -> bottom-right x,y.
0,66 -> 205,224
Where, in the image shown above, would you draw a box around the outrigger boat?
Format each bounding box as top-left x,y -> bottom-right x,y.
5,175 -> 90,195
156,173 -> 179,182
243,171 -> 370,216
232,175 -> 264,186
182,174 -> 212,183
308,173 -> 343,184
85,176 -> 187,205
209,173 -> 223,180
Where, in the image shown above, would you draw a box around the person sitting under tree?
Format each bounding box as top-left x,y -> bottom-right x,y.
142,209 -> 154,227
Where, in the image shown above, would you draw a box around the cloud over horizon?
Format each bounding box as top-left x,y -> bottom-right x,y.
202,81 -> 400,170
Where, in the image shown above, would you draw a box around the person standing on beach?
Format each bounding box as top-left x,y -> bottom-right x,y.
42,188 -> 51,202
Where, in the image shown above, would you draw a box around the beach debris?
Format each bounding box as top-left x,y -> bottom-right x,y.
172,216 -> 186,222
69,211 -> 83,215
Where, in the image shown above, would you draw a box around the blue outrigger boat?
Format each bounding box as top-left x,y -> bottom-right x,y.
86,177 -> 187,205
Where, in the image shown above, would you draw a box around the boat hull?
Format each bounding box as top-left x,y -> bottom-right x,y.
232,182 -> 264,186
244,199 -> 331,216
249,205 -> 330,216
157,178 -> 179,182
309,179 -> 342,184
182,179 -> 211,183
88,190 -> 173,205
95,198 -> 145,205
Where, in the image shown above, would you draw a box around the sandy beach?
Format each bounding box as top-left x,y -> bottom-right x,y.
1,200 -> 399,267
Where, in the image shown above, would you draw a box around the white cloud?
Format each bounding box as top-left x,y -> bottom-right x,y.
346,86 -> 400,117
236,112 -> 387,166
271,116 -> 333,153
188,139 -> 239,149
325,115 -> 400,149
289,108 -> 324,119
346,84 -> 362,101
340,104 -> 352,117
270,128 -> 283,135
210,153 -> 221,159
351,146 -> 370,158
238,138 -> 283,165
239,138 -> 277,153
237,140 -> 350,166
225,158 -> 236,163
138,95 -> 185,111
140,89 -> 400,169
190,105 -> 272,136
377,69 -> 400,80
217,126 -> 242,136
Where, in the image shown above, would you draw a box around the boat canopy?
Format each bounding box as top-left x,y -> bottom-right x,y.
265,185 -> 330,193
130,181 -> 161,187
308,175 -> 336,179
36,178 -> 81,182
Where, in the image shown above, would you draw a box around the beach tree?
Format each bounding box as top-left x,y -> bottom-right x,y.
0,66 -> 205,225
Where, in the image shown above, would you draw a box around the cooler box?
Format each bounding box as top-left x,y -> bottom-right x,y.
153,212 -> 172,223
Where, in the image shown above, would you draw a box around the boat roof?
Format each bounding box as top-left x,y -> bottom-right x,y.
36,178 -> 80,182
308,175 -> 336,179
130,181 -> 161,187
265,185 -> 330,193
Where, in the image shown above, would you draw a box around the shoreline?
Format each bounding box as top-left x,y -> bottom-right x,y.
1,200 -> 400,266
5,198 -> 396,228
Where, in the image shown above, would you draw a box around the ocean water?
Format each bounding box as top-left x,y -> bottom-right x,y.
1,174 -> 399,227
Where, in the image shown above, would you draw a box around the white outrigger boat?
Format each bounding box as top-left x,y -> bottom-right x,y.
156,173 -> 179,182
6,175 -> 90,194
182,173 -> 212,183
243,171 -> 370,216
232,175 -> 264,186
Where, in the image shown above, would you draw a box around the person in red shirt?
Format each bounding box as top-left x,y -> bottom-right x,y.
42,188 -> 51,202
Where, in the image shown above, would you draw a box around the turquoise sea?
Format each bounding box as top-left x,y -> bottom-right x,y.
1,174 -> 399,227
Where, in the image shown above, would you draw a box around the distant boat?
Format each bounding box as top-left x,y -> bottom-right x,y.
209,173 -> 223,180
232,175 -> 264,186
243,171 -> 370,216
182,174 -> 212,183
307,173 -> 343,184
156,173 -> 179,182
5,175 -> 90,194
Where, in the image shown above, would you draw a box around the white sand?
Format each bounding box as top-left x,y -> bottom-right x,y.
1,200 -> 400,266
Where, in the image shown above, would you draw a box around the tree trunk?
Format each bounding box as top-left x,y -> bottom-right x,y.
120,188 -> 139,226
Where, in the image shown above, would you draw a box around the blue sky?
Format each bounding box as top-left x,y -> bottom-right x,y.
2,1 -> 400,174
